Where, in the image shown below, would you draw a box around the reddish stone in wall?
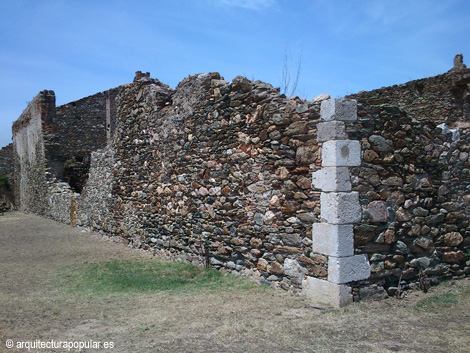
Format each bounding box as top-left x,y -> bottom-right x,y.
442,251 -> 464,263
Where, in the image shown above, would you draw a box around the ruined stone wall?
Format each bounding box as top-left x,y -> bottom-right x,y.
109,73 -> 325,290
77,146 -> 115,232
348,69 -> 470,127
345,69 -> 470,300
0,143 -> 14,206
0,143 -> 13,176
5,65 -> 470,304
10,86 -> 122,222
349,69 -> 470,127
12,91 -> 55,214
47,182 -> 76,225
49,88 -> 120,192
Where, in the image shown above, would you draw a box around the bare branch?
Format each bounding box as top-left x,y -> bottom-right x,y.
280,45 -> 302,97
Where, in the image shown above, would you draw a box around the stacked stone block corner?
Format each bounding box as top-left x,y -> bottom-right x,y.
303,98 -> 371,308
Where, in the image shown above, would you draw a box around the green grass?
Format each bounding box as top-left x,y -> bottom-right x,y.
416,292 -> 458,309
62,259 -> 257,295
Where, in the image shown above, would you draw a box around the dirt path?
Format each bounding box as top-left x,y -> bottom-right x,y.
1,211 -> 469,353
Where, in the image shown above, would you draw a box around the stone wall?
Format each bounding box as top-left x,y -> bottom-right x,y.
10,85 -> 122,222
49,88 -> 120,193
109,72 -> 325,290
77,146 -> 115,232
0,143 -> 14,207
4,63 -> 470,306
0,143 -> 13,176
348,67 -> 470,127
345,68 -> 470,300
12,90 -> 54,214
8,72 -> 327,292
47,182 -> 76,225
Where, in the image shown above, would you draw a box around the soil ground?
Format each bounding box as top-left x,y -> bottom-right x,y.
1,211 -> 469,353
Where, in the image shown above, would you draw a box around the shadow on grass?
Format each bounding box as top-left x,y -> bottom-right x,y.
61,259 -> 260,296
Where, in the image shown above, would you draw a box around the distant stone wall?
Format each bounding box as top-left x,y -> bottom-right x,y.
348,69 -> 470,127
49,88 -> 120,192
0,143 -> 13,176
47,182 -> 76,225
10,85 -> 122,221
77,146 -> 115,232
12,90 -> 54,214
0,143 -> 14,207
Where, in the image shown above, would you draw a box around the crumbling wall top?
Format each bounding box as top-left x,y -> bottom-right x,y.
12,90 -> 55,133
450,53 -> 467,72
134,71 -> 151,82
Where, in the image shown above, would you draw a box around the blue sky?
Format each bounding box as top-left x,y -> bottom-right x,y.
1,0 -> 469,147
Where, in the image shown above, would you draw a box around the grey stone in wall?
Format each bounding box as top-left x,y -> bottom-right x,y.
320,192 -> 362,224
320,98 -> 357,121
77,146 -> 115,232
302,276 -> 352,308
316,121 -> 347,142
328,254 -> 371,284
322,140 -> 361,167
310,223 -> 354,257
312,167 -> 351,192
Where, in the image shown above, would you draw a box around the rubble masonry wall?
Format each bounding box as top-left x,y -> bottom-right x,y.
6,67 -> 470,304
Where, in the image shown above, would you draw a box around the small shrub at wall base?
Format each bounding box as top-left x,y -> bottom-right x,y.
0,175 -> 10,190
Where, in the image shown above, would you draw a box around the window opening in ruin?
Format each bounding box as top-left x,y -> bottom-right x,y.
63,155 -> 90,194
